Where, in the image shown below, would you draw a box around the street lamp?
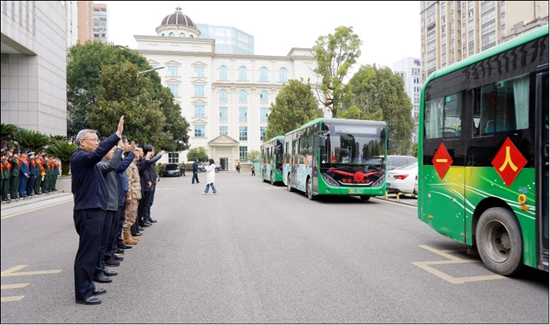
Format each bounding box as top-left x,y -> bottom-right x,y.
137,66 -> 165,75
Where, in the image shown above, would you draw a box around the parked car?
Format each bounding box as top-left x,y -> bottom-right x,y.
413,175 -> 418,195
162,163 -> 181,177
386,162 -> 418,194
197,162 -> 221,173
385,155 -> 417,171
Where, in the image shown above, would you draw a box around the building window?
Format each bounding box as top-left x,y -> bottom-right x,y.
219,107 -> 228,122
179,33 -> 185,37
239,90 -> 247,103
260,127 -> 266,141
260,107 -> 268,122
194,105 -> 205,117
194,85 -> 205,97
219,126 -> 228,136
239,66 -> 247,81
168,66 -> 178,76
194,67 -> 204,77
168,84 -> 179,97
260,91 -> 268,103
279,68 -> 287,82
239,107 -> 247,122
239,146 -> 248,160
169,32 -> 175,37
194,125 -> 205,137
219,66 -> 228,80
239,127 -> 247,141
259,67 -> 268,81
168,152 -> 179,163
219,89 -> 228,102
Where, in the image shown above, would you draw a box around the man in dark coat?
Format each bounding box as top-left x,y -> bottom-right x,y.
192,158 -> 200,184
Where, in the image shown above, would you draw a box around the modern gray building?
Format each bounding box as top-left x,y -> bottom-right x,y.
1,1 -> 67,136
196,23 -> 254,55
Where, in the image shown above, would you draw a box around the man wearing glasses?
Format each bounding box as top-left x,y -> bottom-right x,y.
70,116 -> 124,305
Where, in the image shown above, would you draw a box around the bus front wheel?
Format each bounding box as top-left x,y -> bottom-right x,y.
475,207 -> 523,276
287,175 -> 293,192
359,195 -> 371,201
270,172 -> 275,185
306,178 -> 315,200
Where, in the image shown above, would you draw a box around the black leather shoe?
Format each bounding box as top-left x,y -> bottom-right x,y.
103,268 -> 118,276
115,248 -> 125,254
92,287 -> 107,295
104,257 -> 120,267
148,218 -> 157,223
138,226 -> 144,231
142,222 -> 151,227
133,232 -> 142,237
118,244 -> 132,249
112,254 -> 124,261
76,296 -> 102,305
92,273 -> 112,283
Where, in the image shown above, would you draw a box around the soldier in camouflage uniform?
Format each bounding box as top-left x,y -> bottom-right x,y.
123,147 -> 142,245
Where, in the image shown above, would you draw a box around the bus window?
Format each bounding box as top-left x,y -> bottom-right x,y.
424,93 -> 462,139
443,93 -> 462,138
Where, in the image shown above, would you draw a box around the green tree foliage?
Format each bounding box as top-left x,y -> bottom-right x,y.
12,128 -> 50,152
67,41 -> 189,150
246,150 -> 260,162
46,141 -> 78,175
1,123 -> 18,147
187,147 -> 208,163
411,142 -> 418,158
313,26 -> 362,117
345,64 -> 414,154
265,79 -> 322,140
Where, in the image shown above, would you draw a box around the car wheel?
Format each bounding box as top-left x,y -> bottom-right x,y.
215,168 -> 219,173
475,207 -> 523,276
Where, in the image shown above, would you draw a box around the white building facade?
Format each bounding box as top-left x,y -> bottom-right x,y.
135,7 -> 319,170
392,57 -> 421,120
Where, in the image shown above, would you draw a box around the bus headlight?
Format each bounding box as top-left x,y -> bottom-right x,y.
321,173 -> 339,187
372,175 -> 385,187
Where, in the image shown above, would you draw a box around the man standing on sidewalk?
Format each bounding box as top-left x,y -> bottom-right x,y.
70,115 -> 124,305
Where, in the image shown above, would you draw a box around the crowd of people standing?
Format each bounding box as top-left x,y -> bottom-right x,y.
70,115 -> 166,305
1,147 -> 60,203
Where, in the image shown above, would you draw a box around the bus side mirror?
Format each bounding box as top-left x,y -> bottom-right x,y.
387,139 -> 393,150
319,136 -> 326,147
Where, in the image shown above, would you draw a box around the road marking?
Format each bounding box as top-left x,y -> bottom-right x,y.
1,283 -> 29,289
1,199 -> 73,220
373,197 -> 417,209
1,296 -> 25,302
412,245 -> 505,284
1,265 -> 62,277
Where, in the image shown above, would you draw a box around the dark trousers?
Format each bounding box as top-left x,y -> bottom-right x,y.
192,171 -> 199,183
18,176 -> 28,197
95,210 -> 116,275
1,177 -> 9,200
10,176 -> 19,199
34,174 -> 42,194
143,187 -> 155,221
26,175 -> 35,196
105,208 -> 121,259
138,192 -> 147,224
114,202 -> 127,249
73,208 -> 104,300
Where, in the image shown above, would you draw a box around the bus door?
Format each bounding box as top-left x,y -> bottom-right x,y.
424,93 -> 466,242
291,139 -> 299,188
536,69 -> 549,270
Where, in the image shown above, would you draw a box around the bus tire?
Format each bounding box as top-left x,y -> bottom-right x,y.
306,178 -> 315,200
359,195 -> 371,201
475,207 -> 523,276
270,172 -> 275,185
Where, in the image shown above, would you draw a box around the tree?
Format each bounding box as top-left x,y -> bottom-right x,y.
187,147 -> 208,163
346,64 -> 414,155
265,79 -> 322,140
246,150 -> 260,162
1,123 -> 18,147
313,26 -> 362,118
46,141 -> 78,175
12,128 -> 50,152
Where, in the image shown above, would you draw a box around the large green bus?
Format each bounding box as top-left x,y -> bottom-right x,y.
418,25 -> 548,276
260,136 -> 284,184
283,118 -> 390,200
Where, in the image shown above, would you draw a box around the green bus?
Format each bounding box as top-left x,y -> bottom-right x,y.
283,118 -> 390,200
260,136 -> 284,184
418,25 -> 548,275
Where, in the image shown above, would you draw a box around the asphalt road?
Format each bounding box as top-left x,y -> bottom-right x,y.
1,171 -> 548,323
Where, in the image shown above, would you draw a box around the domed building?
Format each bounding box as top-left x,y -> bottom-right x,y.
134,7 -> 320,170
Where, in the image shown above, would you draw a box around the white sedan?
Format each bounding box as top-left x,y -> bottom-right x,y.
386,163 -> 418,195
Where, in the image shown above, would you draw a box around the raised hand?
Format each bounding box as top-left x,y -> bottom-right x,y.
130,141 -> 136,152
116,115 -> 124,138
146,151 -> 153,160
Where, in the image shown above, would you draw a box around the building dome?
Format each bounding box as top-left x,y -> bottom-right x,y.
160,6 -> 196,28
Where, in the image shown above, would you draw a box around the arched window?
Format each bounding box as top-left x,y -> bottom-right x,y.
169,32 -> 175,37
161,33 -> 165,36
219,89 -> 228,102
239,90 -> 247,103
179,32 -> 185,37
239,66 -> 247,81
260,91 -> 268,103
219,66 -> 228,80
189,35 -> 194,38
259,67 -> 268,81
279,68 -> 287,82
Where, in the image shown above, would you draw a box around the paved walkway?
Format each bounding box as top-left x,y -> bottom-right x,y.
1,191 -> 73,218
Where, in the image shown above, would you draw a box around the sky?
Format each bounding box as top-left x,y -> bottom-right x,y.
105,1 -> 421,70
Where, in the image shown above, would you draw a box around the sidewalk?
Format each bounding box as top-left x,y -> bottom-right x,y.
1,191 -> 73,217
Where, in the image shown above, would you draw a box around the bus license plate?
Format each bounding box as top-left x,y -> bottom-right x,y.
349,189 -> 362,194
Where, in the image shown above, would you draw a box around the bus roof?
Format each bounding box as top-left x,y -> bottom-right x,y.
423,24 -> 548,86
262,135 -> 284,145
284,118 -> 386,136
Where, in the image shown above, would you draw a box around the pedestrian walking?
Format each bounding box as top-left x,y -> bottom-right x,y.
236,162 -> 241,173
250,164 -> 255,176
192,158 -> 200,184
202,158 -> 217,195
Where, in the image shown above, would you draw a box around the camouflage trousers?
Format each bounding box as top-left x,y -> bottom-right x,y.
124,199 -> 139,229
